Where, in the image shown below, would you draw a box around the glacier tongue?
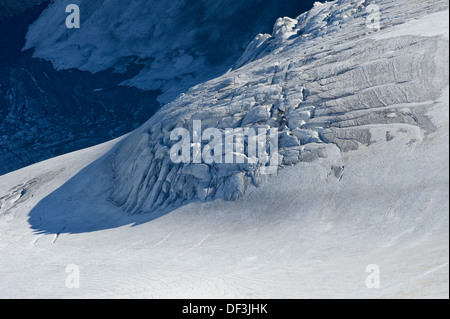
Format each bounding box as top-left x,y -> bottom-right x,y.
109,0 -> 449,215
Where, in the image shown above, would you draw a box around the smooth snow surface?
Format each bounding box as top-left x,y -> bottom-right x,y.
0,0 -> 448,298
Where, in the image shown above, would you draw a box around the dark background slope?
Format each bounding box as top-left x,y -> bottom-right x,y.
0,0 -> 41,21
0,0 -> 319,175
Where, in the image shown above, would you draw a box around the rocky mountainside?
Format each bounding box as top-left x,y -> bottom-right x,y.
0,2 -> 159,175
0,0 -> 41,21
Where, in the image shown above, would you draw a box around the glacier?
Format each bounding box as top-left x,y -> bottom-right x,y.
108,0 -> 449,215
0,0 -> 448,298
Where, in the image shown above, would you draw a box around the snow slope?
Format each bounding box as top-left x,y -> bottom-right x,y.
0,0 -> 448,298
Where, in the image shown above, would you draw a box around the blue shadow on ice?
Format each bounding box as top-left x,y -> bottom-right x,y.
27,137 -> 174,235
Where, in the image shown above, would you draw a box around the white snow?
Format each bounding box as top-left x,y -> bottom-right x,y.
0,0 -> 448,298
0,114 -> 447,298
371,10 -> 449,40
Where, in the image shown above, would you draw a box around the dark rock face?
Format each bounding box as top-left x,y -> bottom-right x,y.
0,3 -> 160,175
0,0 -> 42,21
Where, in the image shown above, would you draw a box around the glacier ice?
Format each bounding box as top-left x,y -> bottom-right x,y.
109,0 -> 449,215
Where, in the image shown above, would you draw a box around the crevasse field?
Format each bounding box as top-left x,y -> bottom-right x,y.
0,0 -> 449,298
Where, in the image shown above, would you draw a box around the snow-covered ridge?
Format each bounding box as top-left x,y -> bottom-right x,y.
23,0 -> 316,104
108,0 -> 449,215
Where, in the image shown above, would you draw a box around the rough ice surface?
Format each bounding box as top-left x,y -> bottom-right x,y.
0,0 -> 448,299
109,0 -> 449,215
